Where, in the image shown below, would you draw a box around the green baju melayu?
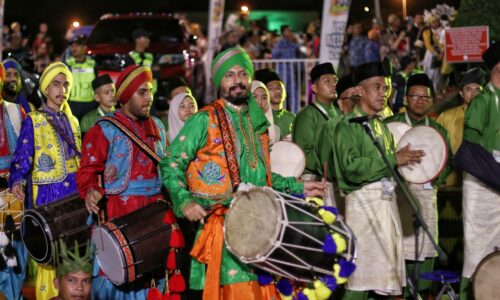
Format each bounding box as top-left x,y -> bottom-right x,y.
385,112 -> 453,298
273,108 -> 295,140
80,106 -> 113,133
160,100 -> 303,290
460,83 -> 500,300
293,101 -> 341,175
463,83 -> 500,152
332,107 -> 405,297
333,107 -> 397,193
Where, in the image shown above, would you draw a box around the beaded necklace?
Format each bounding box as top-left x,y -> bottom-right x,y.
236,109 -> 259,170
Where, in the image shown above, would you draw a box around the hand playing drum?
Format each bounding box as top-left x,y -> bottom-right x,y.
396,143 -> 425,166
11,183 -> 25,201
396,126 -> 448,184
85,188 -> 103,214
303,181 -> 327,198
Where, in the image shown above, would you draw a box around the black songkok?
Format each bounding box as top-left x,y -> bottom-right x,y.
406,73 -> 435,97
459,67 -> 485,88
353,61 -> 385,85
336,74 -> 355,96
91,74 -> 113,91
310,62 -> 336,83
482,42 -> 500,70
254,68 -> 282,85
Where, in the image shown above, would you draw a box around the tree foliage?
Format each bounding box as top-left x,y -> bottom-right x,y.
453,0 -> 500,42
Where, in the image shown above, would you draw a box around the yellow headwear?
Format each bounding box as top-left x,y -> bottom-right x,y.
40,62 -> 73,94
39,62 -> 74,117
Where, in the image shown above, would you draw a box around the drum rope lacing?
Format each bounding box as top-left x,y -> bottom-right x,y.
225,187 -> 357,286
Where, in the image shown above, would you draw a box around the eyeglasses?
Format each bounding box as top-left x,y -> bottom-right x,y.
407,94 -> 432,102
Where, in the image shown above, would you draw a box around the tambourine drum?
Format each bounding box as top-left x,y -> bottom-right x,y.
397,126 -> 448,184
0,189 -> 23,230
270,141 -> 306,178
224,187 -> 356,282
473,250 -> 500,300
22,194 -> 91,263
387,121 -> 412,145
92,201 -> 172,285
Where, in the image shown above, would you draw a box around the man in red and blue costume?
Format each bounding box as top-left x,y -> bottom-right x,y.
77,65 -> 168,299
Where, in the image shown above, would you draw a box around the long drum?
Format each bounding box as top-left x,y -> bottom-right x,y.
224,187 -> 356,282
397,125 -> 448,184
270,141 -> 305,178
22,194 -> 91,264
92,201 -> 172,285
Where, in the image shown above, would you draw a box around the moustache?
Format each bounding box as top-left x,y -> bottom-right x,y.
229,84 -> 247,93
4,81 -> 18,89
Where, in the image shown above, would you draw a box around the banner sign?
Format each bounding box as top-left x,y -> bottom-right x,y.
445,26 -> 489,63
319,0 -> 351,69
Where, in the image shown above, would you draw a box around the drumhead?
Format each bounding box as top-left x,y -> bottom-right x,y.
92,226 -> 126,285
474,251 -> 500,300
21,211 -> 52,263
224,188 -> 283,262
387,122 -> 412,145
397,126 -> 448,184
270,141 -> 305,178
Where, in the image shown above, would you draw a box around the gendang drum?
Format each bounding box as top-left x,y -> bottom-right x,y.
397,125 -> 448,184
224,187 -> 356,282
473,250 -> 500,300
22,194 -> 91,264
92,200 -> 172,285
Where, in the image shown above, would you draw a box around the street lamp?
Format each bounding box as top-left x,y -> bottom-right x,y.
402,0 -> 407,19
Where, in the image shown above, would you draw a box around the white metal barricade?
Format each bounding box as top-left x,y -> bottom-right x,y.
253,59 -> 319,113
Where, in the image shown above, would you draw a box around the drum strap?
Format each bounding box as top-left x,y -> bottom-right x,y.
99,116 -> 161,164
43,113 -> 81,157
213,102 -> 241,189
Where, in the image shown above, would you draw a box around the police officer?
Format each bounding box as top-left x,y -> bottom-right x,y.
128,28 -> 154,67
127,28 -> 159,97
64,35 -> 97,119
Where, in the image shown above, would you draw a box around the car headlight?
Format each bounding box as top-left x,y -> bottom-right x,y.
158,54 -> 184,65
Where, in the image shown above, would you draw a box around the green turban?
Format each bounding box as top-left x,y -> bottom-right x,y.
211,47 -> 254,90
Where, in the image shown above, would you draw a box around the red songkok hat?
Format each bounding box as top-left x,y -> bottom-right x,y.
115,65 -> 153,104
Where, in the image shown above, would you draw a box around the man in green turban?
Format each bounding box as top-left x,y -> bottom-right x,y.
160,47 -> 325,299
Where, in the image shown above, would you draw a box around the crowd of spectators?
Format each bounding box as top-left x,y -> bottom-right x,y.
1,4 -> 459,106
